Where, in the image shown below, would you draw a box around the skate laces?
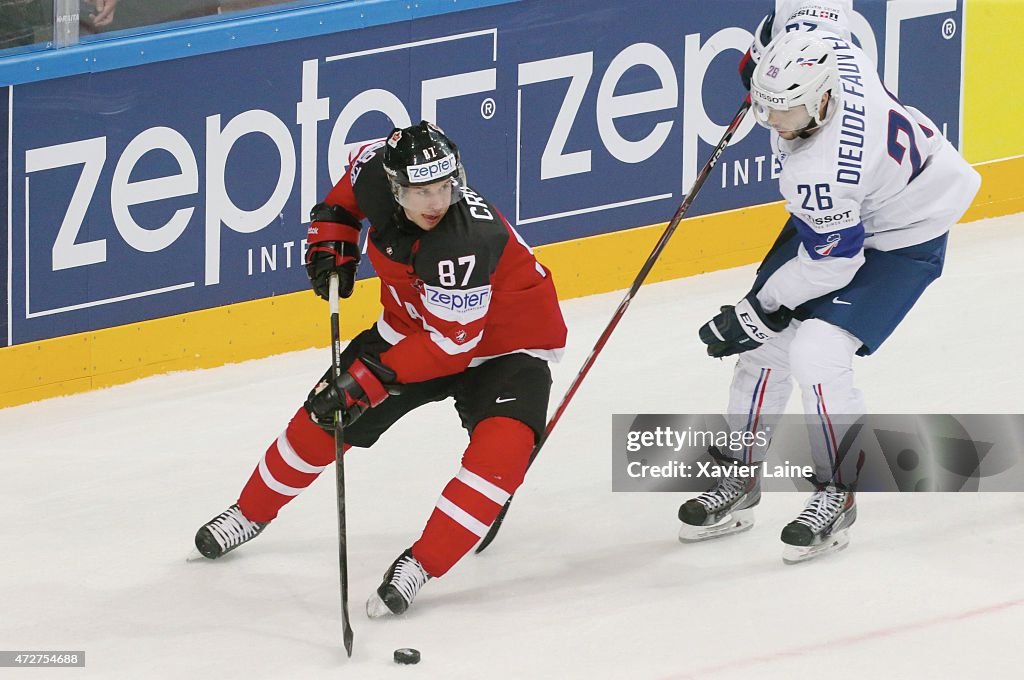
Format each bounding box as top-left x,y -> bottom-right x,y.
390,554 -> 430,604
207,505 -> 264,549
697,474 -> 748,512
793,490 -> 847,533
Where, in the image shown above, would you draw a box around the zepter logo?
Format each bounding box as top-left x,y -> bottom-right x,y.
406,154 -> 458,184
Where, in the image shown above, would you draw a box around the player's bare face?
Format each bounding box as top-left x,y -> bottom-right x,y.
770,93 -> 830,140
401,179 -> 453,231
768,107 -> 814,139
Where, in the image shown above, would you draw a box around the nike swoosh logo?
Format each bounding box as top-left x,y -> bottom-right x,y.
832,297 -> 852,305
495,397 -> 517,404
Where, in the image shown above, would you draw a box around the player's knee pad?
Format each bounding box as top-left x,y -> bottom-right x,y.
788,319 -> 861,387
462,417 -> 535,494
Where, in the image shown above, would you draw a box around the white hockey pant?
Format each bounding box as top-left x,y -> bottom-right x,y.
727,319 -> 865,485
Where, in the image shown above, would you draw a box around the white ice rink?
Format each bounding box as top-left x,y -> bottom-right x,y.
2,213 -> 1022,680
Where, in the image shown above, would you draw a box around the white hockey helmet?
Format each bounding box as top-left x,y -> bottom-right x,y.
750,31 -> 840,133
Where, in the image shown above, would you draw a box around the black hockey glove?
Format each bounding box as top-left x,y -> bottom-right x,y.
738,11 -> 775,90
305,356 -> 400,429
698,294 -> 791,358
305,202 -> 362,300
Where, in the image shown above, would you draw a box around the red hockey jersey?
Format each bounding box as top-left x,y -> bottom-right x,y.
317,141 -> 567,384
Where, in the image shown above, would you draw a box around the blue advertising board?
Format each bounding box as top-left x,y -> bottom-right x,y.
2,85 -> 8,346
3,0 -> 965,347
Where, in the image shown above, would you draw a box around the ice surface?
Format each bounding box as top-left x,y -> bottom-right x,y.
2,214 -> 1022,679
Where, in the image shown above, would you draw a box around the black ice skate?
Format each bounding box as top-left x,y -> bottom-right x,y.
780,482 -> 856,565
366,548 -> 432,618
193,504 -> 269,559
678,447 -> 761,543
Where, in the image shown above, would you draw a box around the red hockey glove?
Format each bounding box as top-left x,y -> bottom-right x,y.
305,356 -> 400,428
305,202 -> 362,300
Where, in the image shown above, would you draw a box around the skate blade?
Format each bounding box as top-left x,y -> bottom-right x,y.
782,530 -> 851,565
678,509 -> 755,543
366,593 -> 393,619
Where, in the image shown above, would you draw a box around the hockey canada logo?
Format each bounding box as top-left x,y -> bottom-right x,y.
388,130 -> 403,148
815,233 -> 842,257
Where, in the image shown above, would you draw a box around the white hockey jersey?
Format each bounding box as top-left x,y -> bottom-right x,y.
771,0 -> 853,40
754,1 -> 981,313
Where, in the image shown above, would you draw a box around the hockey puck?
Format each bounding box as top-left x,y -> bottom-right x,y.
394,648 -> 420,665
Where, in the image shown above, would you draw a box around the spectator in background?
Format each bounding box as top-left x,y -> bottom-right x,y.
83,0 -> 119,29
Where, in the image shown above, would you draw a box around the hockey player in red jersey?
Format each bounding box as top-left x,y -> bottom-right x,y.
195,121 -> 567,617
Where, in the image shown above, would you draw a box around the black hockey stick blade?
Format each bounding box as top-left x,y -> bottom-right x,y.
475,99 -> 752,555
475,498 -> 511,553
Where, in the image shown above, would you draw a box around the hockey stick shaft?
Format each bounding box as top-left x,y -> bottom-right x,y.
329,275 -> 355,657
475,99 -> 752,554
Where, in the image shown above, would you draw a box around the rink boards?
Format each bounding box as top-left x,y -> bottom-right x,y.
0,0 -> 1020,407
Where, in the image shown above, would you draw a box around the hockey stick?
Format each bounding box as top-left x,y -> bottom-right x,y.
475,99 -> 752,555
328,274 -> 354,657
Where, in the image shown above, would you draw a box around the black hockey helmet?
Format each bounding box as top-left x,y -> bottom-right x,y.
383,121 -> 467,208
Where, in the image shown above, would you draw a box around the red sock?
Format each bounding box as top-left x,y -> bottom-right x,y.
411,417 -> 534,577
237,407 -> 343,522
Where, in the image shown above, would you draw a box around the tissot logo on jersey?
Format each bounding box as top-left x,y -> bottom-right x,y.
806,209 -> 857,229
790,7 -> 841,24
407,154 -> 457,184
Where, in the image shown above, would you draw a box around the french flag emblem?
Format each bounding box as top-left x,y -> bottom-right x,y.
815,233 -> 842,257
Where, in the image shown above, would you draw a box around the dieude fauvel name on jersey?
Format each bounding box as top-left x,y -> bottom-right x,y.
626,460 -> 815,480
826,36 -> 867,186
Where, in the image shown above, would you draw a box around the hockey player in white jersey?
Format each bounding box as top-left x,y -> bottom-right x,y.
679,2 -> 980,563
